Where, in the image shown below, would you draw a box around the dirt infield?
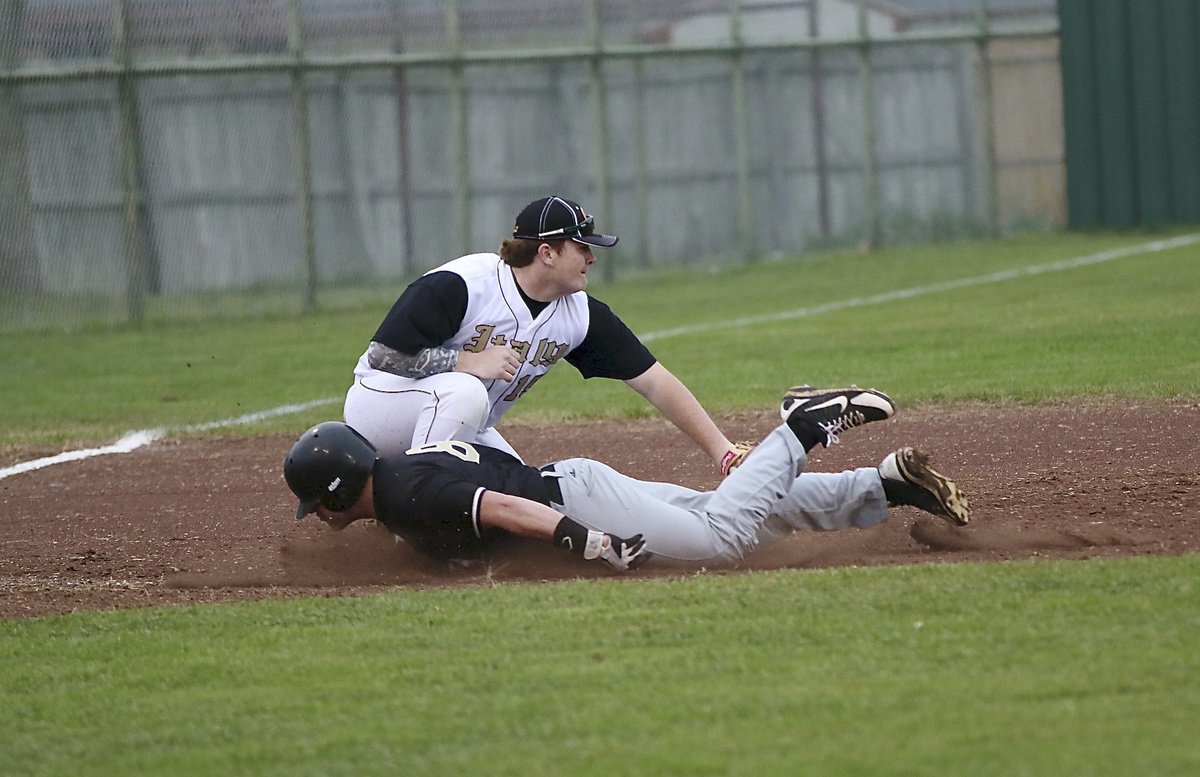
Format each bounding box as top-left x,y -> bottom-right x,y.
3,401 -> 1198,619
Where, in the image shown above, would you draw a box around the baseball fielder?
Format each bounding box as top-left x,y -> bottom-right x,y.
343,195 -> 751,475
285,386 -> 971,570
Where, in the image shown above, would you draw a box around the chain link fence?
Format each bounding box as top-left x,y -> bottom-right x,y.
0,0 -> 1061,330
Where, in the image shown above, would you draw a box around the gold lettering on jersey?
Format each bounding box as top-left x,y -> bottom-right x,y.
464,327 -> 568,367
530,339 -> 552,366
549,341 -> 570,364
502,374 -> 543,402
464,325 -> 495,353
530,339 -> 570,367
406,440 -> 481,463
509,339 -> 531,362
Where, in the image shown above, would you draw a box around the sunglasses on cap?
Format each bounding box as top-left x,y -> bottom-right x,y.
513,196 -> 619,247
534,215 -> 595,239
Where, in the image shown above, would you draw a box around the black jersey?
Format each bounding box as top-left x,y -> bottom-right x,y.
370,440 -> 557,561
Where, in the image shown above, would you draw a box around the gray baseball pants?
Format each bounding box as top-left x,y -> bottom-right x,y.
541,424 -> 889,564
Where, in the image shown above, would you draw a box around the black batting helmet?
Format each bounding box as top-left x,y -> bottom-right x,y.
283,422 -> 378,520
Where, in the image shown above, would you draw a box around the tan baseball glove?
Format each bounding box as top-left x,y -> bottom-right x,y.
719,441 -> 755,477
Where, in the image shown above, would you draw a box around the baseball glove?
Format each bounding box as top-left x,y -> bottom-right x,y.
719,441 -> 755,477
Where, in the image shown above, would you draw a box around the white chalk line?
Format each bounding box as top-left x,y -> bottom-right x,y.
0,398 -> 337,481
640,233 -> 1200,343
4,233 -> 1197,481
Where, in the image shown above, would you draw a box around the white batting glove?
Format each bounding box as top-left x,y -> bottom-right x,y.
582,530 -> 650,572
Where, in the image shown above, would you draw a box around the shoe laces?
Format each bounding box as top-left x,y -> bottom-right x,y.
819,410 -> 867,445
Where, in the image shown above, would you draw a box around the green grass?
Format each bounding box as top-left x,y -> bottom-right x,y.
3,556 -> 1198,776
2,230 -> 1198,448
3,230 -> 1200,775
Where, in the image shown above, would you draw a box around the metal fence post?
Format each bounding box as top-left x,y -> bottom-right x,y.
590,0 -> 615,281
808,0 -> 831,239
857,0 -> 880,250
731,0 -> 757,262
114,0 -> 146,322
976,0 -> 1000,236
448,0 -> 471,255
0,0 -> 41,296
390,1 -> 416,275
287,0 -> 317,311
630,1 -> 650,269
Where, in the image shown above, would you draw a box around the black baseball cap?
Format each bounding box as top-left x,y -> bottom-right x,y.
512,196 -> 618,248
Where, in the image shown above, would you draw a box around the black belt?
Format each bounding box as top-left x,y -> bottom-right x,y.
539,464 -> 563,504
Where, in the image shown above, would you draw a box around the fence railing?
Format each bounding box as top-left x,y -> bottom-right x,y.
0,0 -> 1061,330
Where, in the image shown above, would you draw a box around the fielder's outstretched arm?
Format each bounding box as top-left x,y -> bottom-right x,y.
625,362 -> 736,469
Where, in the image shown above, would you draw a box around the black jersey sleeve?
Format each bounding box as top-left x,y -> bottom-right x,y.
565,296 -> 657,380
406,470 -> 487,536
371,271 -> 469,355
375,461 -> 489,559
372,443 -> 552,560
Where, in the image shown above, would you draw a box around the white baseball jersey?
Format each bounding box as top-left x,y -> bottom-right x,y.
354,253 -> 590,430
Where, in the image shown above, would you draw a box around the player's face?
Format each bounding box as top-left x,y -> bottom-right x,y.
551,240 -> 595,293
314,504 -> 356,531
